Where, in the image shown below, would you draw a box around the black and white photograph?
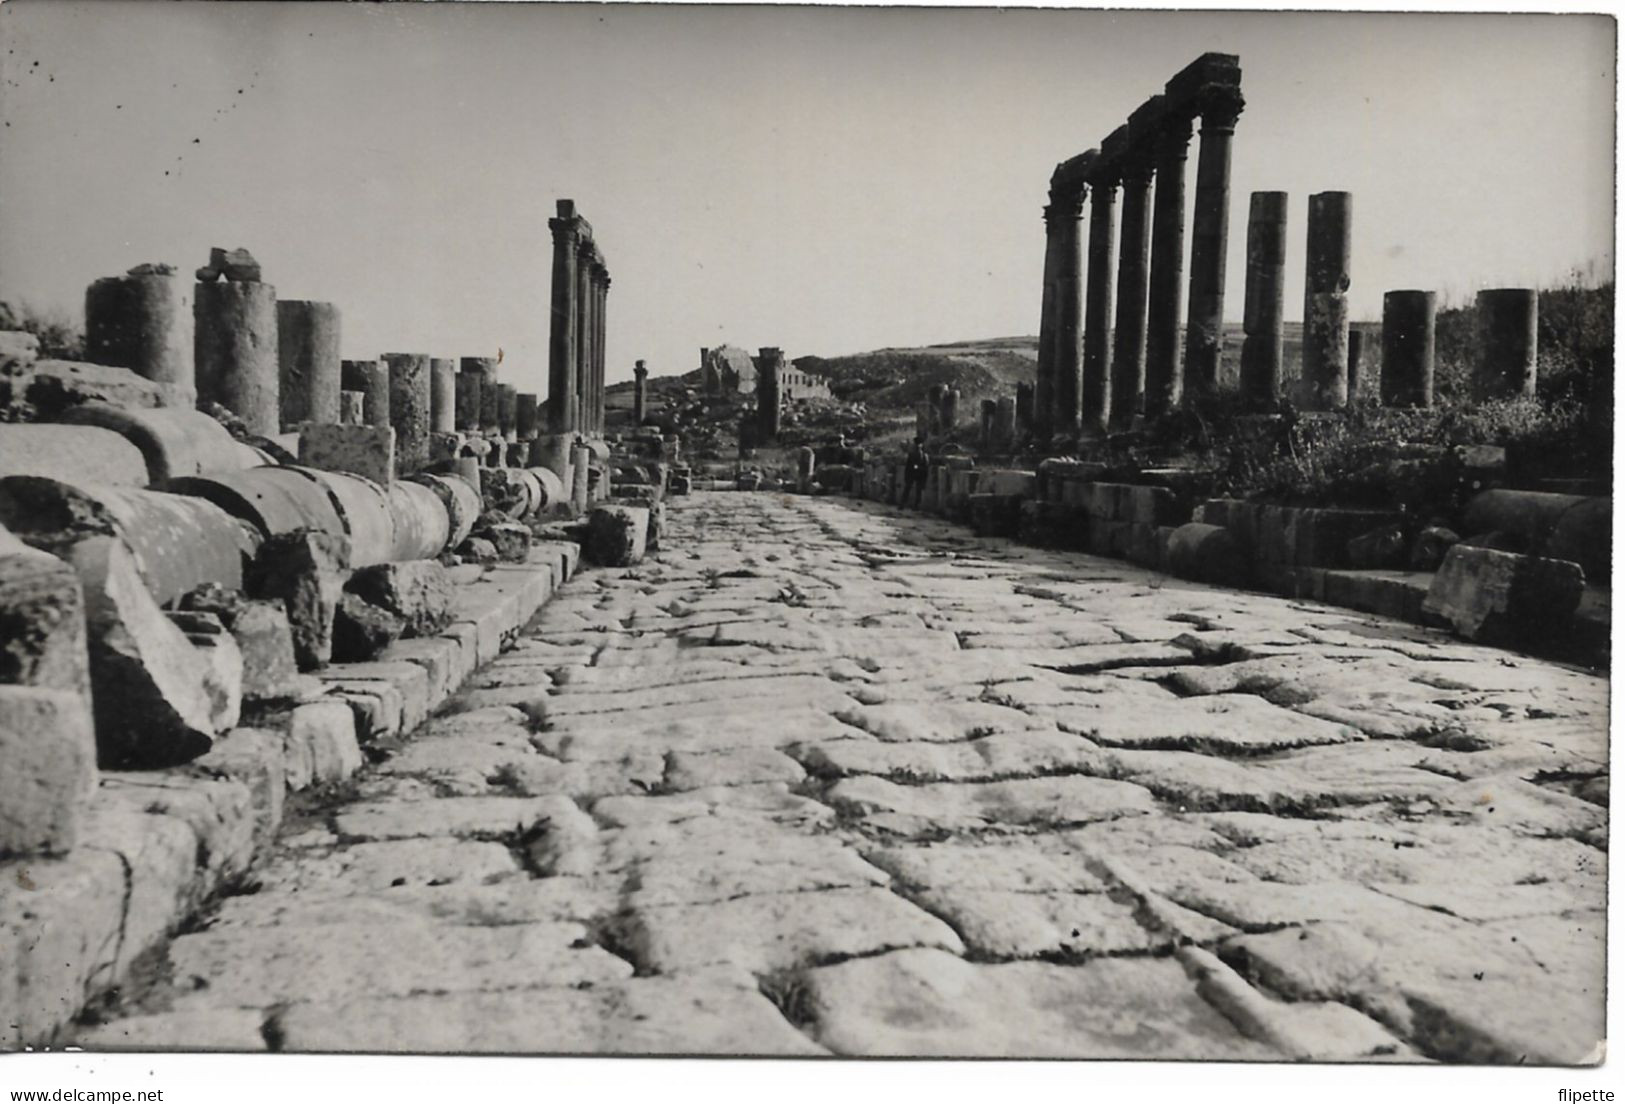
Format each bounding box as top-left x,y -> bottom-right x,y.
0,0 -> 1614,1098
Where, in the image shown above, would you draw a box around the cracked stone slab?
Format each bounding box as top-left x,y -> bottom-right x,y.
801,947 -> 1280,1059
826,774 -> 1156,832
662,747 -> 806,790
74,1007 -> 270,1051
795,729 -> 1108,783
1068,693 -> 1363,752
591,782 -> 833,829
1223,910 -> 1604,1064
169,920 -> 631,1007
271,977 -> 826,1055
617,887 -> 964,974
249,838 -> 522,893
211,877 -> 616,927
910,886 -> 1180,958
332,795 -> 588,841
866,840 -> 1111,892
833,700 -> 1049,743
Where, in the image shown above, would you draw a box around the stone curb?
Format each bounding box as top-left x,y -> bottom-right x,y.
0,540 -> 579,1048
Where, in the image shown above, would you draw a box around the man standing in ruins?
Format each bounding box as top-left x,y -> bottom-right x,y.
902,435 -> 929,508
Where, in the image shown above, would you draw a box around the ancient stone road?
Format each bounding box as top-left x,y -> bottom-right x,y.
80,492 -> 1606,1061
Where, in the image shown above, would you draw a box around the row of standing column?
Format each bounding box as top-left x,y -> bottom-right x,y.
1238,190 -> 1539,409
546,198 -> 610,437
1035,55 -> 1245,440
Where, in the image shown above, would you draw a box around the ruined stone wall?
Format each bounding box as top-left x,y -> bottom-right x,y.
0,235 -> 673,1046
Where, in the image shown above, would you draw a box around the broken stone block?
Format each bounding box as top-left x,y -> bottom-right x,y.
0,686 -> 97,856
1422,545 -> 1585,647
455,537 -> 499,566
1165,523 -> 1250,587
69,536 -> 221,767
332,593 -> 406,663
166,610 -> 244,733
584,505 -> 648,567
471,514 -> 530,564
1410,524 -> 1460,571
298,424 -> 396,486
479,467 -> 529,517
178,584 -> 299,706
0,537 -> 90,697
245,529 -> 349,671
1345,523 -> 1409,570
346,560 -> 453,638
197,246 -> 261,283
22,360 -> 165,420
967,494 -> 1023,537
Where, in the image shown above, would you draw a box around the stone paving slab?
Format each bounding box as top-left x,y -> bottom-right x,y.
70,491 -> 1609,1061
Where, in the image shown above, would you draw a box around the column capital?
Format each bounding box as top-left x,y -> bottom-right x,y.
1154,110 -> 1195,162
548,217 -> 579,243
1044,190 -> 1084,221
1194,84 -> 1245,132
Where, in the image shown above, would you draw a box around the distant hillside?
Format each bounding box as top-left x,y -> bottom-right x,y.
793,337 -> 1038,411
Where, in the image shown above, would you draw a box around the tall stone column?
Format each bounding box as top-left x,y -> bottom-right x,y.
927,384 -> 946,437
275,301 -> 342,430
1476,288 -> 1538,398
516,392 -> 539,439
497,384 -> 518,440
1081,137 -> 1121,435
195,279 -> 279,435
1302,191 -> 1353,410
461,357 -> 498,436
1181,82 -> 1244,402
547,201 -> 581,435
1348,329 -> 1365,400
384,353 -> 431,476
575,242 -> 595,436
994,395 -> 1017,450
596,271 -> 610,434
1239,191 -> 1288,408
1144,112 -> 1194,418
979,399 -> 997,447
1381,290 -> 1436,408
85,266 -> 194,402
454,364 -> 481,433
633,360 -> 649,425
1110,119 -> 1157,431
1034,202 -> 1062,442
341,360 -> 389,428
757,347 -> 783,442
942,388 -> 960,433
1015,382 -> 1035,437
1051,185 -> 1087,437
428,357 -> 457,434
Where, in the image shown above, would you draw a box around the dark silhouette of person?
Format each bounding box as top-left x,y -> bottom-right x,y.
903,436 -> 930,508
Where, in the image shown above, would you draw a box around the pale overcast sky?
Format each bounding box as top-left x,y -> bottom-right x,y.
0,2 -> 1613,400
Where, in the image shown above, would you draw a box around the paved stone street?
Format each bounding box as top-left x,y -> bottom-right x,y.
79,492 -> 1606,1061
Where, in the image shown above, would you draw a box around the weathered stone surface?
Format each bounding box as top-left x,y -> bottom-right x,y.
1165,522 -> 1248,585
168,610 -> 244,732
179,584 -> 299,703
618,887 -> 963,975
169,919 -> 630,1008
273,978 -> 823,1055
471,514 -> 530,563
0,476 -> 255,606
298,424 -> 396,486
826,774 -> 1156,832
585,505 -> 648,567
385,480 -> 451,560
347,560 -> 453,637
276,300 -> 341,429
332,592 -> 405,662
0,424 -> 150,487
803,948 -> 1276,1059
0,541 -> 90,697
0,686 -> 97,856
384,353 -> 431,476
1423,545 -> 1584,645
195,279 -> 279,436
70,537 -> 220,767
245,529 -> 348,670
20,359 -> 165,419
